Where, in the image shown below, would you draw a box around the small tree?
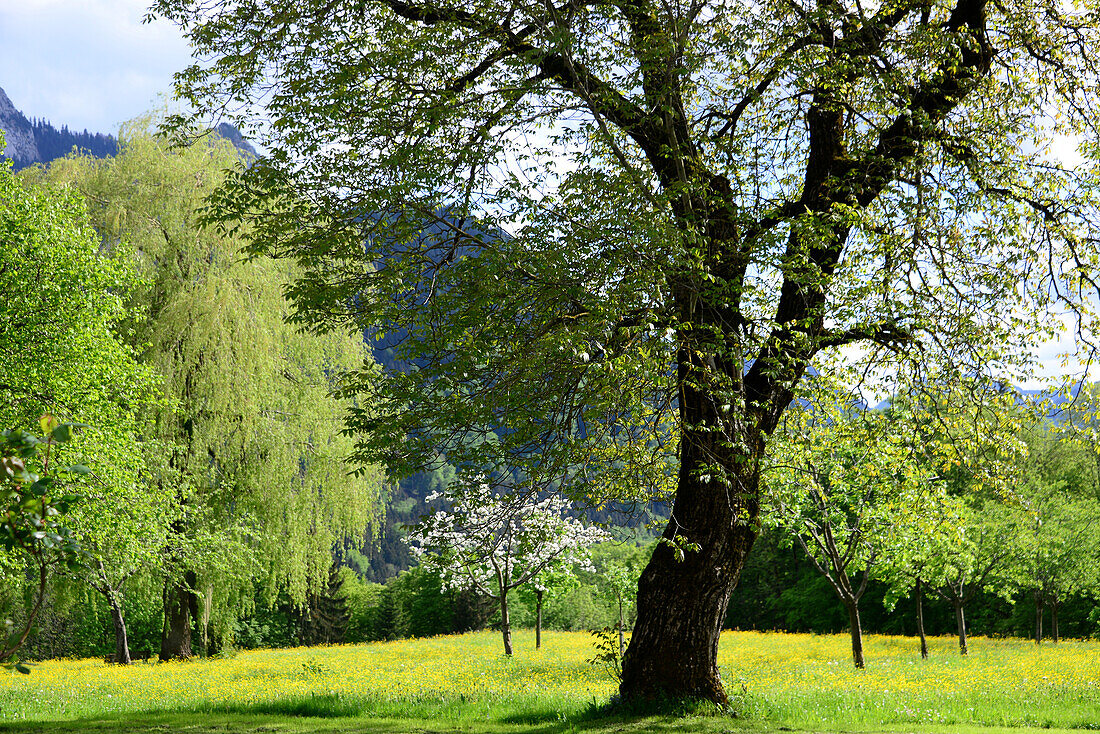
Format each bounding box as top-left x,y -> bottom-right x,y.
591,544 -> 646,656
409,477 -> 608,655
299,561 -> 352,645
1020,484 -> 1100,643
924,498 -> 1026,655
876,494 -> 967,659
766,403 -> 944,669
0,418 -> 84,670
522,567 -> 577,650
880,382 -> 1029,657
1020,419 -> 1100,643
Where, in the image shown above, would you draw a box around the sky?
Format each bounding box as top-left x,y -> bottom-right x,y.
0,0 -> 192,135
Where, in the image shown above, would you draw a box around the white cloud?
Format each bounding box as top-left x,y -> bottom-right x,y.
0,0 -> 191,133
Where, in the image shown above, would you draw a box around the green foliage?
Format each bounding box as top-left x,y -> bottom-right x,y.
298,563 -> 351,645
1,137 -> 164,601
541,585 -> 609,631
149,0 -> 1100,697
340,570 -> 385,644
587,626 -> 625,683
1016,423 -> 1100,633
42,120 -> 388,648
765,397 -> 951,599
0,418 -> 86,666
0,140 -> 166,665
373,583 -> 410,642
148,0 -> 1100,510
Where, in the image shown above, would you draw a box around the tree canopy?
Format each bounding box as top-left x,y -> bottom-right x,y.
152,0 -> 1100,703
765,400 -> 950,668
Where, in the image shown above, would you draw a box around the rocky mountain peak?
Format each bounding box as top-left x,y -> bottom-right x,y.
0,86 -> 39,166
1,85 -> 256,170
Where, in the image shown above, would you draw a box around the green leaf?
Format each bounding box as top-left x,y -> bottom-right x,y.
28,477 -> 55,496
38,415 -> 59,436
50,423 -> 87,443
60,464 -> 92,475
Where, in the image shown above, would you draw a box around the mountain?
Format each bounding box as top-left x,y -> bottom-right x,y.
872,379 -> 1090,422
0,86 -> 43,166
0,86 -> 117,170
0,86 -> 255,170
214,122 -> 258,161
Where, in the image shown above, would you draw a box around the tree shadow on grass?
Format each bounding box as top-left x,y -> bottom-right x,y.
0,694 -> 749,734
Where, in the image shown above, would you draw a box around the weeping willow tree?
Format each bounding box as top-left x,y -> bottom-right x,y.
45,120 -> 387,659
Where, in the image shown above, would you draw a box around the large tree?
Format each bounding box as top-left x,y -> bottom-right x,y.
154,0 -> 1100,703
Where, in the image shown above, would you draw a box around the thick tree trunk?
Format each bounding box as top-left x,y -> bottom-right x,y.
620,438 -> 759,705
160,570 -> 197,661
954,600 -> 968,656
499,591 -> 513,656
916,578 -> 928,660
846,600 -> 865,669
535,589 -> 542,650
104,594 -> 132,665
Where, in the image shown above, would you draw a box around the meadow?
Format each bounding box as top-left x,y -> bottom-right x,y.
0,630 -> 1097,733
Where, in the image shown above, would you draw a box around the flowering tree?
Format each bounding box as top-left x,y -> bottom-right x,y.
409,478 -> 608,655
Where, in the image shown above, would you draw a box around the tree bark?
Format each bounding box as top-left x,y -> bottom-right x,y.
916,578 -> 928,660
535,589 -> 542,650
160,570 -> 197,661
201,584 -> 213,655
499,590 -> 513,656
620,435 -> 760,705
846,600 -> 865,669
954,600 -> 968,656
107,594 -> 132,665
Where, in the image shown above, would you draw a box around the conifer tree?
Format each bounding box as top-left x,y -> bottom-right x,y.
300,562 -> 351,645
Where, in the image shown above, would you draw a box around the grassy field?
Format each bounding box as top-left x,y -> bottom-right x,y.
0,630 -> 1097,733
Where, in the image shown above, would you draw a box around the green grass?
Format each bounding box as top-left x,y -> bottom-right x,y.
0,630 -> 1097,733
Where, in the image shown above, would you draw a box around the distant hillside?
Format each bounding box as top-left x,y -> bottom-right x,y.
213,121 -> 258,161
0,86 -> 117,169
0,85 -> 256,169
872,380 -> 1091,422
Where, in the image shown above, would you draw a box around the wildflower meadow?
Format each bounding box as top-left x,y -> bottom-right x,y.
1,630 -> 1097,732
